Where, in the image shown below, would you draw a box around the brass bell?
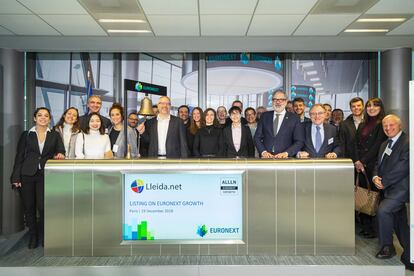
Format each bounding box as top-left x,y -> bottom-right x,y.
138,96 -> 155,116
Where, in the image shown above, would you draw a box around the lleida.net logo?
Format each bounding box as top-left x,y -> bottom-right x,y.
197,225 -> 208,237
131,179 -> 144,193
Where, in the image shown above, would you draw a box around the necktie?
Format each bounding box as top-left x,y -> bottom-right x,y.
273,114 -> 280,136
315,126 -> 322,152
380,139 -> 394,165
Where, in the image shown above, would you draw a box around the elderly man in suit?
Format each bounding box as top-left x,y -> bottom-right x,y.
297,104 -> 340,159
138,96 -> 188,158
372,115 -> 411,269
254,90 -> 304,159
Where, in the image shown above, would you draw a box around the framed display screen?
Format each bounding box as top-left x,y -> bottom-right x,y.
122,171 -> 244,244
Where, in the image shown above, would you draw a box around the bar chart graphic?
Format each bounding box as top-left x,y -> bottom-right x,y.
123,220 -> 155,240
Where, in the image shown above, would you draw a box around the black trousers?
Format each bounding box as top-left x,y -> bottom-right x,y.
377,198 -> 410,262
20,170 -> 44,239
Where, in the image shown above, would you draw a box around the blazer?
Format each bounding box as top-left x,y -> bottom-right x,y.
373,132 -> 409,202
142,115 -> 189,158
54,126 -> 79,159
79,113 -> 111,132
302,122 -> 341,158
10,128 -> 65,183
222,124 -> 255,158
339,115 -> 358,158
108,125 -> 138,158
254,111 -> 304,157
193,125 -> 223,157
353,120 -> 387,168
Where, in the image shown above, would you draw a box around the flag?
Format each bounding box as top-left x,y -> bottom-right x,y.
86,70 -> 93,98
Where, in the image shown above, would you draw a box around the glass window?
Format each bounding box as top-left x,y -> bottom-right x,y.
290,53 -> 370,117
205,53 -> 284,111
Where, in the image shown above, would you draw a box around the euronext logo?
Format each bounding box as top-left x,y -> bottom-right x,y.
135,82 -> 143,92
197,225 -> 208,237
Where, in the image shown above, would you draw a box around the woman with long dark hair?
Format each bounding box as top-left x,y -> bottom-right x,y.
54,107 -> 80,159
186,107 -> 205,155
75,112 -> 113,159
193,108 -> 223,157
353,98 -> 387,239
11,107 -> 65,249
108,103 -> 138,158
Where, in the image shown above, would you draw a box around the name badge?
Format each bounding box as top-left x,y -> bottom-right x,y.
113,144 -> 119,153
328,137 -> 334,145
105,128 -> 109,134
384,147 -> 392,156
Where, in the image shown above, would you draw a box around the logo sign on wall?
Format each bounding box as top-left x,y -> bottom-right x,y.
122,172 -> 244,243
290,85 -> 316,108
124,79 -> 167,96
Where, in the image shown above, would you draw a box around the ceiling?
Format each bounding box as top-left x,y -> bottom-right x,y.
1,0 -> 414,52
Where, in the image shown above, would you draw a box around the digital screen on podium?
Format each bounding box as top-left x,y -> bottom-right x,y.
122,171 -> 244,244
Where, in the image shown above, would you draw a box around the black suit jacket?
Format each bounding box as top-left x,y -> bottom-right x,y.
302,122 -> 341,158
373,132 -> 409,202
254,111 -> 304,156
11,129 -> 65,183
339,115 -> 358,158
353,120 -> 387,169
222,125 -> 255,158
142,115 -> 189,158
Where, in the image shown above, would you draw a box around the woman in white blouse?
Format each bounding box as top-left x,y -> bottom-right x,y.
75,112 -> 113,159
54,107 -> 80,159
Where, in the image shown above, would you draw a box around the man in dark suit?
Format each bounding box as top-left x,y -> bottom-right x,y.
254,90 -> 304,158
138,96 -> 188,158
339,97 -> 364,158
79,95 -> 111,132
178,105 -> 191,129
293,97 -> 311,123
297,104 -> 341,158
372,115 -> 411,269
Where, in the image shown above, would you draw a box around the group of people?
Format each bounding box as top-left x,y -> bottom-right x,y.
9,91 -> 411,270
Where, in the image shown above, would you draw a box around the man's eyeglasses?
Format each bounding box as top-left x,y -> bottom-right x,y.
310,112 -> 325,117
272,98 -> 287,102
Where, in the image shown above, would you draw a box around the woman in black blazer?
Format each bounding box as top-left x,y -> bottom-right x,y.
223,106 -> 255,158
193,108 -> 223,157
353,98 -> 387,239
11,107 -> 65,249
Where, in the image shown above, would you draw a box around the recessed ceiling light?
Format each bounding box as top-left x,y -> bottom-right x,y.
99,19 -> 146,23
107,29 -> 152,33
310,77 -> 320,81
357,18 -> 406,23
306,71 -> 317,75
316,87 -> 324,91
313,83 -> 322,86
344,29 -> 389,33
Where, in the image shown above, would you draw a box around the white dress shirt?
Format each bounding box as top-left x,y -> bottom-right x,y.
273,109 -> 286,134
157,115 -> 170,155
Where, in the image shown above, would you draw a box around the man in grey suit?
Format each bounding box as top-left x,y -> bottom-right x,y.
138,96 -> 188,158
372,115 -> 411,270
297,104 -> 340,159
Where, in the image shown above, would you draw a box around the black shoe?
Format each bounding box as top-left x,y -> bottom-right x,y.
28,235 -> 38,249
375,245 -> 396,259
400,257 -> 414,271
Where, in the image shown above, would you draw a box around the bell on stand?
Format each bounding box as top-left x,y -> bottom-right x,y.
137,95 -> 155,158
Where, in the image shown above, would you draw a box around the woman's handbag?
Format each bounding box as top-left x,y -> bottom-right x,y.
354,171 -> 380,216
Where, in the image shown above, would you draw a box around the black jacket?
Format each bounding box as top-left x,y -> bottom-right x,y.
301,122 -> 341,158
11,129 -> 65,183
223,125 -> 255,158
142,115 -> 189,158
193,125 -> 223,157
339,115 -> 359,158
